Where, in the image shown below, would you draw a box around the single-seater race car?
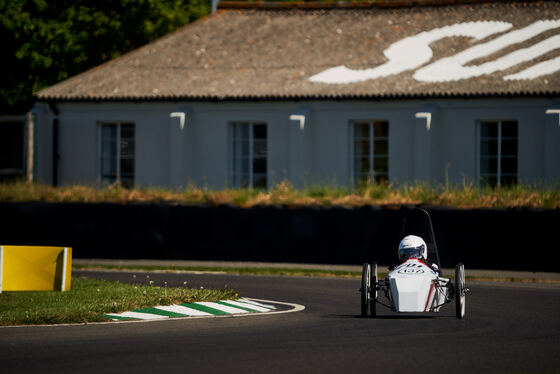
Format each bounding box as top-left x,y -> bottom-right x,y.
360,208 -> 468,319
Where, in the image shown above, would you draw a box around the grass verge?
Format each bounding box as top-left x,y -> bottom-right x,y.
1,181 -> 559,209
0,276 -> 237,326
73,264 -> 560,284
75,264 -> 361,278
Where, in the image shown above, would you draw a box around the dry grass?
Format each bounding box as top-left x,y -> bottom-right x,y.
74,264 -> 560,284
0,181 -> 558,209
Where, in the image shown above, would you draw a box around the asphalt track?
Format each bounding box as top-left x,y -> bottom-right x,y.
1,271 -> 559,374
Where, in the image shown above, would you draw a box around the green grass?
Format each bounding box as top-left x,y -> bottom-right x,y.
0,276 -> 237,326
1,181 -> 559,209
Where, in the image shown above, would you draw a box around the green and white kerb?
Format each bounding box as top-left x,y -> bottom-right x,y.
104,298 -> 278,321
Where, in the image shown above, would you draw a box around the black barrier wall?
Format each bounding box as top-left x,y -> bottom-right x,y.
0,203 -> 557,272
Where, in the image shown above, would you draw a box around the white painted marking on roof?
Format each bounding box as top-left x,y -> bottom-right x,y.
236,298 -> 276,310
505,55 -> 560,81
155,305 -> 212,316
106,311 -> 169,320
310,19 -> 560,84
220,300 -> 271,312
309,21 -> 511,84
195,302 -> 250,314
415,21 -> 560,82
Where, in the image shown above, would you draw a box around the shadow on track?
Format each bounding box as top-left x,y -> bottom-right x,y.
323,314 -> 436,320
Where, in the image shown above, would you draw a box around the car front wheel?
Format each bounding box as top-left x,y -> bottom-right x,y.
361,263 -> 371,317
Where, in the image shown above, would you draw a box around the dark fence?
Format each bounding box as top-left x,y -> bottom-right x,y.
0,203 -> 557,272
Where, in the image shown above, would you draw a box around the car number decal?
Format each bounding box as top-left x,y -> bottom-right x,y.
393,261 -> 436,275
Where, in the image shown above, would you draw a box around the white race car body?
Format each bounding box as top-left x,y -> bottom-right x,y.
361,208 -> 467,318
387,259 -> 450,312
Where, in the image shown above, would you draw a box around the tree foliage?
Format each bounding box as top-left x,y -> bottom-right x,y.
0,0 -> 210,114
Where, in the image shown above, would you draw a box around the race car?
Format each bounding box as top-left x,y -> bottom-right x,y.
360,208 -> 468,319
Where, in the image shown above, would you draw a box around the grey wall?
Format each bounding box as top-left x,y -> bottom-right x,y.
33,98 -> 560,189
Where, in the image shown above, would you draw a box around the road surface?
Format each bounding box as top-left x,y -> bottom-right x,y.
1,270 -> 558,373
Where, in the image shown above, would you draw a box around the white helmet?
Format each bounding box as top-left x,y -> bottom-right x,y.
398,235 -> 427,261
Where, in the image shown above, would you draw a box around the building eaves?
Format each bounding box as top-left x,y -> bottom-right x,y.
217,0 -> 509,11
37,90 -> 560,103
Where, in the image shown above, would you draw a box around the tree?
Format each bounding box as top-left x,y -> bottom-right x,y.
0,0 -> 210,114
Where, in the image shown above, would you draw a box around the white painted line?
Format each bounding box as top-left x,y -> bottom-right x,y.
195,301 -> 250,314
220,300 -> 271,312
106,311 -> 169,320
237,298 -> 276,310
232,298 -> 305,318
61,248 -> 68,291
155,305 -> 212,316
0,246 -> 3,293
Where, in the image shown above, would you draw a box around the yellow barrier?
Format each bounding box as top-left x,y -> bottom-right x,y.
0,246 -> 72,292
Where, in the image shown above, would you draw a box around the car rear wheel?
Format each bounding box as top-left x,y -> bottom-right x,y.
455,263 -> 466,319
361,263 -> 371,317
370,262 -> 378,317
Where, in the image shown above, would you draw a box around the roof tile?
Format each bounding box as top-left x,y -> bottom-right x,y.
36,1 -> 560,101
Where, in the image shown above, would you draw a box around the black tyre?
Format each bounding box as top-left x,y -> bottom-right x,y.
361,263 -> 371,317
455,263 -> 466,319
370,262 -> 378,317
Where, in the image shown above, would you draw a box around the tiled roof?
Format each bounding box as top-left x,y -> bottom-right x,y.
36,1 -> 560,101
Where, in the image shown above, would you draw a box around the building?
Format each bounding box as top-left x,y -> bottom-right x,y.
33,1 -> 560,189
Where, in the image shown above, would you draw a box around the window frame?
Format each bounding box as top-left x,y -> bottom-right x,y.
97,121 -> 135,187
476,120 -> 518,188
350,120 -> 389,186
229,121 -> 268,189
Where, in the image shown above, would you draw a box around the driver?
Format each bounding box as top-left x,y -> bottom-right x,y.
398,235 -> 439,272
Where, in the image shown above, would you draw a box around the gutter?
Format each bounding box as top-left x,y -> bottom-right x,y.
217,0 -> 499,10
34,90 -> 560,103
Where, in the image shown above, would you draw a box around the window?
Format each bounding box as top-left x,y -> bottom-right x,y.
100,122 -> 135,187
231,122 -> 267,189
352,120 -> 389,185
0,120 -> 24,181
479,120 -> 517,187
